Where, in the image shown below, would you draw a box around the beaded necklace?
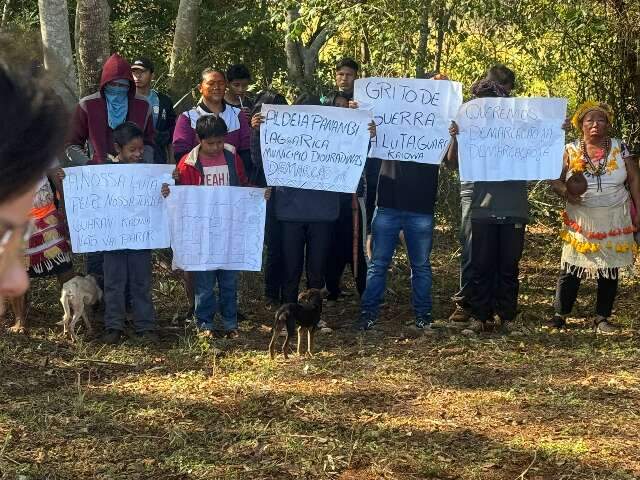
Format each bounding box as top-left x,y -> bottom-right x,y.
579,137 -> 611,191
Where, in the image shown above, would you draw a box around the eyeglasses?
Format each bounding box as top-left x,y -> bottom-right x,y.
0,219 -> 35,251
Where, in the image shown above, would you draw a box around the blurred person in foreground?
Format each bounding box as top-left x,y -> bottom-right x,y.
0,61 -> 68,317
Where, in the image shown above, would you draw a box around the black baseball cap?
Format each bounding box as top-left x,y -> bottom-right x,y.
131,57 -> 154,72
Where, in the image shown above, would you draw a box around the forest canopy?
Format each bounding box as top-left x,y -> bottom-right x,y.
1,0 -> 639,148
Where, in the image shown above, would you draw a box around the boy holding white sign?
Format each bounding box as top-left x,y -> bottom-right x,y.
101,122 -> 158,344
163,115 -> 267,338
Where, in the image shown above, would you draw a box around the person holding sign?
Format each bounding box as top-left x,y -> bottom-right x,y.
99,122 -> 159,345
65,53 -> 157,287
260,94 -> 339,332
322,91 -> 368,304
548,102 -> 640,333
250,90 -> 289,308
335,58 -> 359,101
357,74 -> 455,332
164,115 -> 262,339
447,66 -> 529,334
448,65 -> 516,325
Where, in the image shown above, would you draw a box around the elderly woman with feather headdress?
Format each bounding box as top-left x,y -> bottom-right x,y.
549,101 -> 640,332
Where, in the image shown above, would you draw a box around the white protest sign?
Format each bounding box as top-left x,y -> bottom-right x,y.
166,186 -> 266,272
354,77 -> 463,163
456,97 -> 567,181
260,104 -> 372,193
63,164 -> 173,253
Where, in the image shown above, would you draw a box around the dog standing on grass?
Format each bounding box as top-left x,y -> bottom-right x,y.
60,275 -> 102,341
269,289 -> 325,359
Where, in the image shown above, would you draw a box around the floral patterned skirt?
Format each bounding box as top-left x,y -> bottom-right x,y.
560,200 -> 636,279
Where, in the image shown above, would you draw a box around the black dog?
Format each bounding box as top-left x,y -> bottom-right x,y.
268,289 -> 324,359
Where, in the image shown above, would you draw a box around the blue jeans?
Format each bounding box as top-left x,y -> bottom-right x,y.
451,192 -> 473,307
193,270 -> 238,331
360,207 -> 434,318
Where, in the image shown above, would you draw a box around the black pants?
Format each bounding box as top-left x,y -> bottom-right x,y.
554,270 -> 618,317
325,199 -> 367,300
471,221 -> 525,321
281,221 -> 333,303
264,199 -> 284,302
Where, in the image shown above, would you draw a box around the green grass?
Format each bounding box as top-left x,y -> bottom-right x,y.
0,225 -> 639,479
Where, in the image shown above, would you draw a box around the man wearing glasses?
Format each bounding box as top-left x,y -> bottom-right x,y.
0,62 -> 67,315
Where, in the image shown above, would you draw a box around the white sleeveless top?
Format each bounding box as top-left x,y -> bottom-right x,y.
565,138 -> 631,208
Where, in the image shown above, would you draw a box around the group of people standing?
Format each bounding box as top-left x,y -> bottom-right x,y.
0,54 -> 637,344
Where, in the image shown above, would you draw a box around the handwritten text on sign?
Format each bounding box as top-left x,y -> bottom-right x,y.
354,77 -> 462,164
260,104 -> 372,193
456,97 -> 567,181
166,186 -> 266,272
63,164 -> 173,253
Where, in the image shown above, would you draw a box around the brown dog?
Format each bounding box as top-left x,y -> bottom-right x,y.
268,289 -> 324,359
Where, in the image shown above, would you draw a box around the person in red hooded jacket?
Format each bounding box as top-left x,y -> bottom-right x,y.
63,53 -> 156,285
65,53 -> 155,166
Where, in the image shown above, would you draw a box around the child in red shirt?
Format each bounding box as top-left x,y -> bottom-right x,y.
163,115 -> 264,338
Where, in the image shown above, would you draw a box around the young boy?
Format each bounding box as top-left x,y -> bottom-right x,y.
224,64 -> 254,113
102,122 -> 158,344
163,115 -> 263,338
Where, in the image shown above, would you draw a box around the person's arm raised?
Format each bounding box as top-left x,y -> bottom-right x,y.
444,121 -> 459,170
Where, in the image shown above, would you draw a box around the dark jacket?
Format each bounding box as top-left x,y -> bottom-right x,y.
376,160 -> 440,215
65,53 -> 155,165
153,91 -> 176,164
275,188 -> 340,223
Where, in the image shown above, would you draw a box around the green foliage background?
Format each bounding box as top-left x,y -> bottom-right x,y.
2,0 -> 639,224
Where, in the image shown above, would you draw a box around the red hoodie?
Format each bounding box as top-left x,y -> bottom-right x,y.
66,53 -> 155,165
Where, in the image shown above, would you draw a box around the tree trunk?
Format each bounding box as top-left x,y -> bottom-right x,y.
169,0 -> 201,92
360,26 -> 371,77
285,8 -> 305,91
434,4 -> 448,73
284,7 -> 332,94
76,0 -> 110,98
38,0 -> 78,107
415,5 -> 431,78
1,0 -> 10,29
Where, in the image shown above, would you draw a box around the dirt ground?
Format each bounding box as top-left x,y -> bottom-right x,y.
0,223 -> 638,479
